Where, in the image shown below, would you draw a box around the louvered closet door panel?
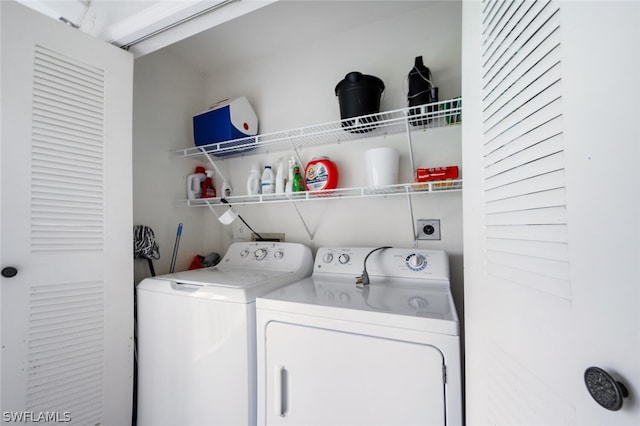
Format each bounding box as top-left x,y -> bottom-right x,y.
481,0 -> 568,301
465,1 -> 640,423
1,2 -> 133,425
462,0 -> 577,425
31,46 -> 106,252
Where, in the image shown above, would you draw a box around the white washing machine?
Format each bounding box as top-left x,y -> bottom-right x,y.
136,242 -> 313,426
256,247 -> 461,426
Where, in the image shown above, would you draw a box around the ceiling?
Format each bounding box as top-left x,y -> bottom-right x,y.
160,1 -> 432,75
18,1 -> 447,67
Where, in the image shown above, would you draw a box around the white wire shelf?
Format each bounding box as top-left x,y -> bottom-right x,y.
174,98 -> 462,160
184,180 -> 463,207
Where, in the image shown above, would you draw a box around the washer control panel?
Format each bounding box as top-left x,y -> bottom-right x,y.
315,247 -> 449,281
222,242 -> 312,270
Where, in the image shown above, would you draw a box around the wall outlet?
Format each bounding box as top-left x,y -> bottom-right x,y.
417,219 -> 441,240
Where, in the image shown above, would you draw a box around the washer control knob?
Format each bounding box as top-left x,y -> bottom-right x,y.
240,249 -> 250,258
338,253 -> 350,264
274,250 -> 284,259
322,253 -> 334,263
254,249 -> 267,260
406,253 -> 426,270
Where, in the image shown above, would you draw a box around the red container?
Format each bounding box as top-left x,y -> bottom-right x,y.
416,166 -> 459,182
304,157 -> 339,191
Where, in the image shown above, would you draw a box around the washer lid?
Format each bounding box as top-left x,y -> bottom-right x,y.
169,266 -> 290,287
258,274 -> 459,335
137,266 -> 302,303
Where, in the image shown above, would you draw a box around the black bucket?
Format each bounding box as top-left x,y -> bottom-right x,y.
335,72 -> 385,133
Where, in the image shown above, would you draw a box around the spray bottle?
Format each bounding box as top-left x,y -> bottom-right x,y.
201,170 -> 216,198
285,156 -> 296,194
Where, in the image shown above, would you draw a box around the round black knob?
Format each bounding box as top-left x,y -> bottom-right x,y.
584,366 -> 629,411
1,267 -> 18,278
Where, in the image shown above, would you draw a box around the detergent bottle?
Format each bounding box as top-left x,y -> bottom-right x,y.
187,166 -> 206,199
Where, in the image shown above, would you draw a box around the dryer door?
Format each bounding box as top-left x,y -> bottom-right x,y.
264,321 -> 445,425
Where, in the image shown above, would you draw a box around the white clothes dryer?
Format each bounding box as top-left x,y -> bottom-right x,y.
136,242 -> 313,426
256,247 -> 461,426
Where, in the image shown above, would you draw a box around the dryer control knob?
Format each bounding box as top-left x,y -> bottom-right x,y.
254,249 -> 267,260
338,253 -> 350,264
274,250 -> 284,259
322,253 -> 334,263
240,249 -> 250,258
406,253 -> 426,270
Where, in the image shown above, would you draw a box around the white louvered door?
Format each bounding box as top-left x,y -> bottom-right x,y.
0,2 -> 133,425
463,1 -> 639,425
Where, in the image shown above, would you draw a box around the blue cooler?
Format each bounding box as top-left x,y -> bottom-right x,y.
193,96 -> 258,156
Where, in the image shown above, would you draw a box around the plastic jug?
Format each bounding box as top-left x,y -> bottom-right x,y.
187,166 -> 206,199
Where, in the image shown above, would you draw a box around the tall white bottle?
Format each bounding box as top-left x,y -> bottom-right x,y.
275,158 -> 285,194
261,165 -> 275,194
247,164 -> 261,195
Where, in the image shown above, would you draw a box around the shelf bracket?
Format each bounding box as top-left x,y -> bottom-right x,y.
404,111 -> 419,247
406,190 -> 419,247
287,135 -> 304,168
288,200 -> 314,241
404,111 -> 416,174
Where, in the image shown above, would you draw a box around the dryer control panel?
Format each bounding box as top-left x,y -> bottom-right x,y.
314,247 -> 449,281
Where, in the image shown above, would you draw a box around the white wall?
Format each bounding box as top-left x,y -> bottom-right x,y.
132,50 -> 227,283
199,0 -> 464,311
132,0 -> 464,313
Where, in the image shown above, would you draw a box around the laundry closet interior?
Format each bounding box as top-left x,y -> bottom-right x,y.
132,0 -> 464,315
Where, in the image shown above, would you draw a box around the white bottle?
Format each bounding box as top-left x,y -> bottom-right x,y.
261,165 -> 275,194
247,164 -> 261,195
186,167 -> 206,200
275,158 -> 285,194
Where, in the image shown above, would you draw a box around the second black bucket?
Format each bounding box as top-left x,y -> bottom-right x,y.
335,71 -> 385,133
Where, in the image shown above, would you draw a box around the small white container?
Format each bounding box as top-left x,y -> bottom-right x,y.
364,147 -> 400,187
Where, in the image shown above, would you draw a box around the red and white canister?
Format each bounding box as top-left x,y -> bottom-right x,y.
304,157 -> 339,191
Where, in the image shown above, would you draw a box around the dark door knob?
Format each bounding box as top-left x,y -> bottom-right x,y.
584,366 -> 629,411
1,267 -> 18,278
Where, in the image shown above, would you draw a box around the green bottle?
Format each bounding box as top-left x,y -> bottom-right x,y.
292,165 -> 305,192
